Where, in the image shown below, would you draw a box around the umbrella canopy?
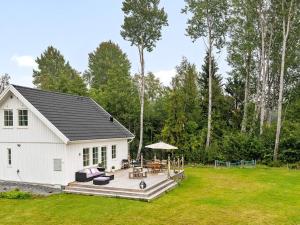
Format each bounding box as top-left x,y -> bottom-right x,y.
145,141 -> 178,150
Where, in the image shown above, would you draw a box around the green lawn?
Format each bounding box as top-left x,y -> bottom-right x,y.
0,167 -> 299,225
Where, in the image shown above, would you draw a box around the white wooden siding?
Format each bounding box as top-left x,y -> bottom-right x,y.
65,139 -> 129,183
0,92 -> 63,143
0,91 -> 130,186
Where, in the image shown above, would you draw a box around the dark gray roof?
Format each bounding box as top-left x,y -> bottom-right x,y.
13,85 -> 134,141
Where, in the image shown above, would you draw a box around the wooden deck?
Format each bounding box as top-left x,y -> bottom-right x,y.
64,169 -> 184,201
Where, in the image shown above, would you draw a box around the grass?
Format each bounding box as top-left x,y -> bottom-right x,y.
0,167 -> 299,225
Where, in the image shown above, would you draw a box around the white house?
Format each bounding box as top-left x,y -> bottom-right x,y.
0,85 -> 134,187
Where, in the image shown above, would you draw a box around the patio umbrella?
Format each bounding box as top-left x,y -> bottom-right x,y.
145,141 -> 178,160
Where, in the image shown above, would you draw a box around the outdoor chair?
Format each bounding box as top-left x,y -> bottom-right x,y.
129,167 -> 147,179
121,159 -> 130,169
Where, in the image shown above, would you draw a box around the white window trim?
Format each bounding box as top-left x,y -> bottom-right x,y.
112,145 -> 117,159
17,108 -> 29,128
100,146 -> 107,169
3,109 -> 14,128
92,147 -> 99,166
83,148 -> 90,167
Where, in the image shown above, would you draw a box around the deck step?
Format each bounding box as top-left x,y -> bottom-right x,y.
64,179 -> 178,201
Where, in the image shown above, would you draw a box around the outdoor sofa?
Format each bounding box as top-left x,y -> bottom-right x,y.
75,167 -> 105,182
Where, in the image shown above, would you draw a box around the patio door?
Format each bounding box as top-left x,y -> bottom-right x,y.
101,146 -> 107,169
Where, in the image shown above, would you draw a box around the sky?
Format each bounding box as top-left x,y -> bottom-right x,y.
0,0 -> 230,87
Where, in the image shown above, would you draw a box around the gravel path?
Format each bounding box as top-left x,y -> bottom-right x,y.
0,181 -> 62,196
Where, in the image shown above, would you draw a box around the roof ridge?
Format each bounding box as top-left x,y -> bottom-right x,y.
11,84 -> 89,99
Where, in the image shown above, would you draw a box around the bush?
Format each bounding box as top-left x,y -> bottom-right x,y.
0,189 -> 32,199
220,132 -> 263,161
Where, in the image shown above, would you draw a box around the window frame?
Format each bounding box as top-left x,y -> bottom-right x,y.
7,148 -> 12,166
101,146 -> 107,169
18,109 -> 28,127
83,148 -> 90,167
92,147 -> 99,165
4,109 -> 13,127
112,145 -> 117,159
53,159 -> 62,171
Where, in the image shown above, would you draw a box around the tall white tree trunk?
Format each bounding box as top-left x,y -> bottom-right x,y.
259,25 -> 267,135
241,51 -> 251,132
137,47 -> 145,160
206,33 -> 212,150
274,0 -> 293,161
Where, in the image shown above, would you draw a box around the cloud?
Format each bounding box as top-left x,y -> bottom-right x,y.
153,69 -> 176,86
11,55 -> 37,70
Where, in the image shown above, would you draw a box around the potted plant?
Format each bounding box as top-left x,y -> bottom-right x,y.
111,166 -> 115,172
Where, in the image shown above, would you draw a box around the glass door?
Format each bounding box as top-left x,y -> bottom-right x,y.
101,146 -> 107,169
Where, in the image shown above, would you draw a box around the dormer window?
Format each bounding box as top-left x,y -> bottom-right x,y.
18,110 -> 28,126
4,109 -> 13,126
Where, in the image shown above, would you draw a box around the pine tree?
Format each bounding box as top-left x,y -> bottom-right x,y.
33,46 -> 87,96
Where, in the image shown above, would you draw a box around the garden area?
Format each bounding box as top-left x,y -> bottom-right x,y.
0,167 -> 299,225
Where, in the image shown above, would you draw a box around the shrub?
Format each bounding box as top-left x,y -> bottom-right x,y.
0,189 -> 32,199
220,132 -> 263,161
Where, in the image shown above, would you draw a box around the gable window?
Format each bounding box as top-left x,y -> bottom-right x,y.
83,148 -> 90,167
4,110 -> 13,126
18,110 -> 28,126
8,148 -> 12,165
92,147 -> 98,165
112,145 -> 116,159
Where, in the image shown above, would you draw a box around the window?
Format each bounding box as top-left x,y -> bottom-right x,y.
101,147 -> 107,169
18,110 -> 28,126
7,148 -> 11,165
92,147 -> 98,165
83,148 -> 90,167
53,159 -> 62,171
112,145 -> 116,159
4,110 -> 13,126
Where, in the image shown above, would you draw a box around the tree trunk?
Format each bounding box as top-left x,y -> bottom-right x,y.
241,51 -> 251,133
259,25 -> 267,135
205,34 -> 212,150
274,0 -> 293,161
137,47 -> 145,160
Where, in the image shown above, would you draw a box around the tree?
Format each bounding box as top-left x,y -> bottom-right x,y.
183,0 -> 229,150
0,74 -> 10,94
85,41 -> 132,89
228,0 -> 257,133
274,0 -> 299,161
33,46 -> 87,95
121,0 -> 168,159
162,58 -> 202,161
87,41 -> 139,134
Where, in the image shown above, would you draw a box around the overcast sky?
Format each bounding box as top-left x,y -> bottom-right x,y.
0,0 -> 230,87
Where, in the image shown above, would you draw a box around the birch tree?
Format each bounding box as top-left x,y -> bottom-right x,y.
121,0 -> 168,159
182,0 -> 228,150
0,74 -> 10,94
274,0 -> 298,161
228,0 -> 257,133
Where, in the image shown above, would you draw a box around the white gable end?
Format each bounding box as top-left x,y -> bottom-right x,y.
0,91 -> 63,144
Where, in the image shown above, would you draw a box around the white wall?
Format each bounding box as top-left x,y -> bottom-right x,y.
0,143 -> 67,185
65,139 -> 129,183
0,91 -> 130,186
0,92 -> 62,143
0,91 -> 68,185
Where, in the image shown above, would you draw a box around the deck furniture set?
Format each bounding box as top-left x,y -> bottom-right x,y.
75,167 -> 114,185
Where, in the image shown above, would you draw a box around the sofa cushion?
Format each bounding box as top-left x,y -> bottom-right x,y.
90,168 -> 99,174
83,168 -> 92,174
94,177 -> 110,181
